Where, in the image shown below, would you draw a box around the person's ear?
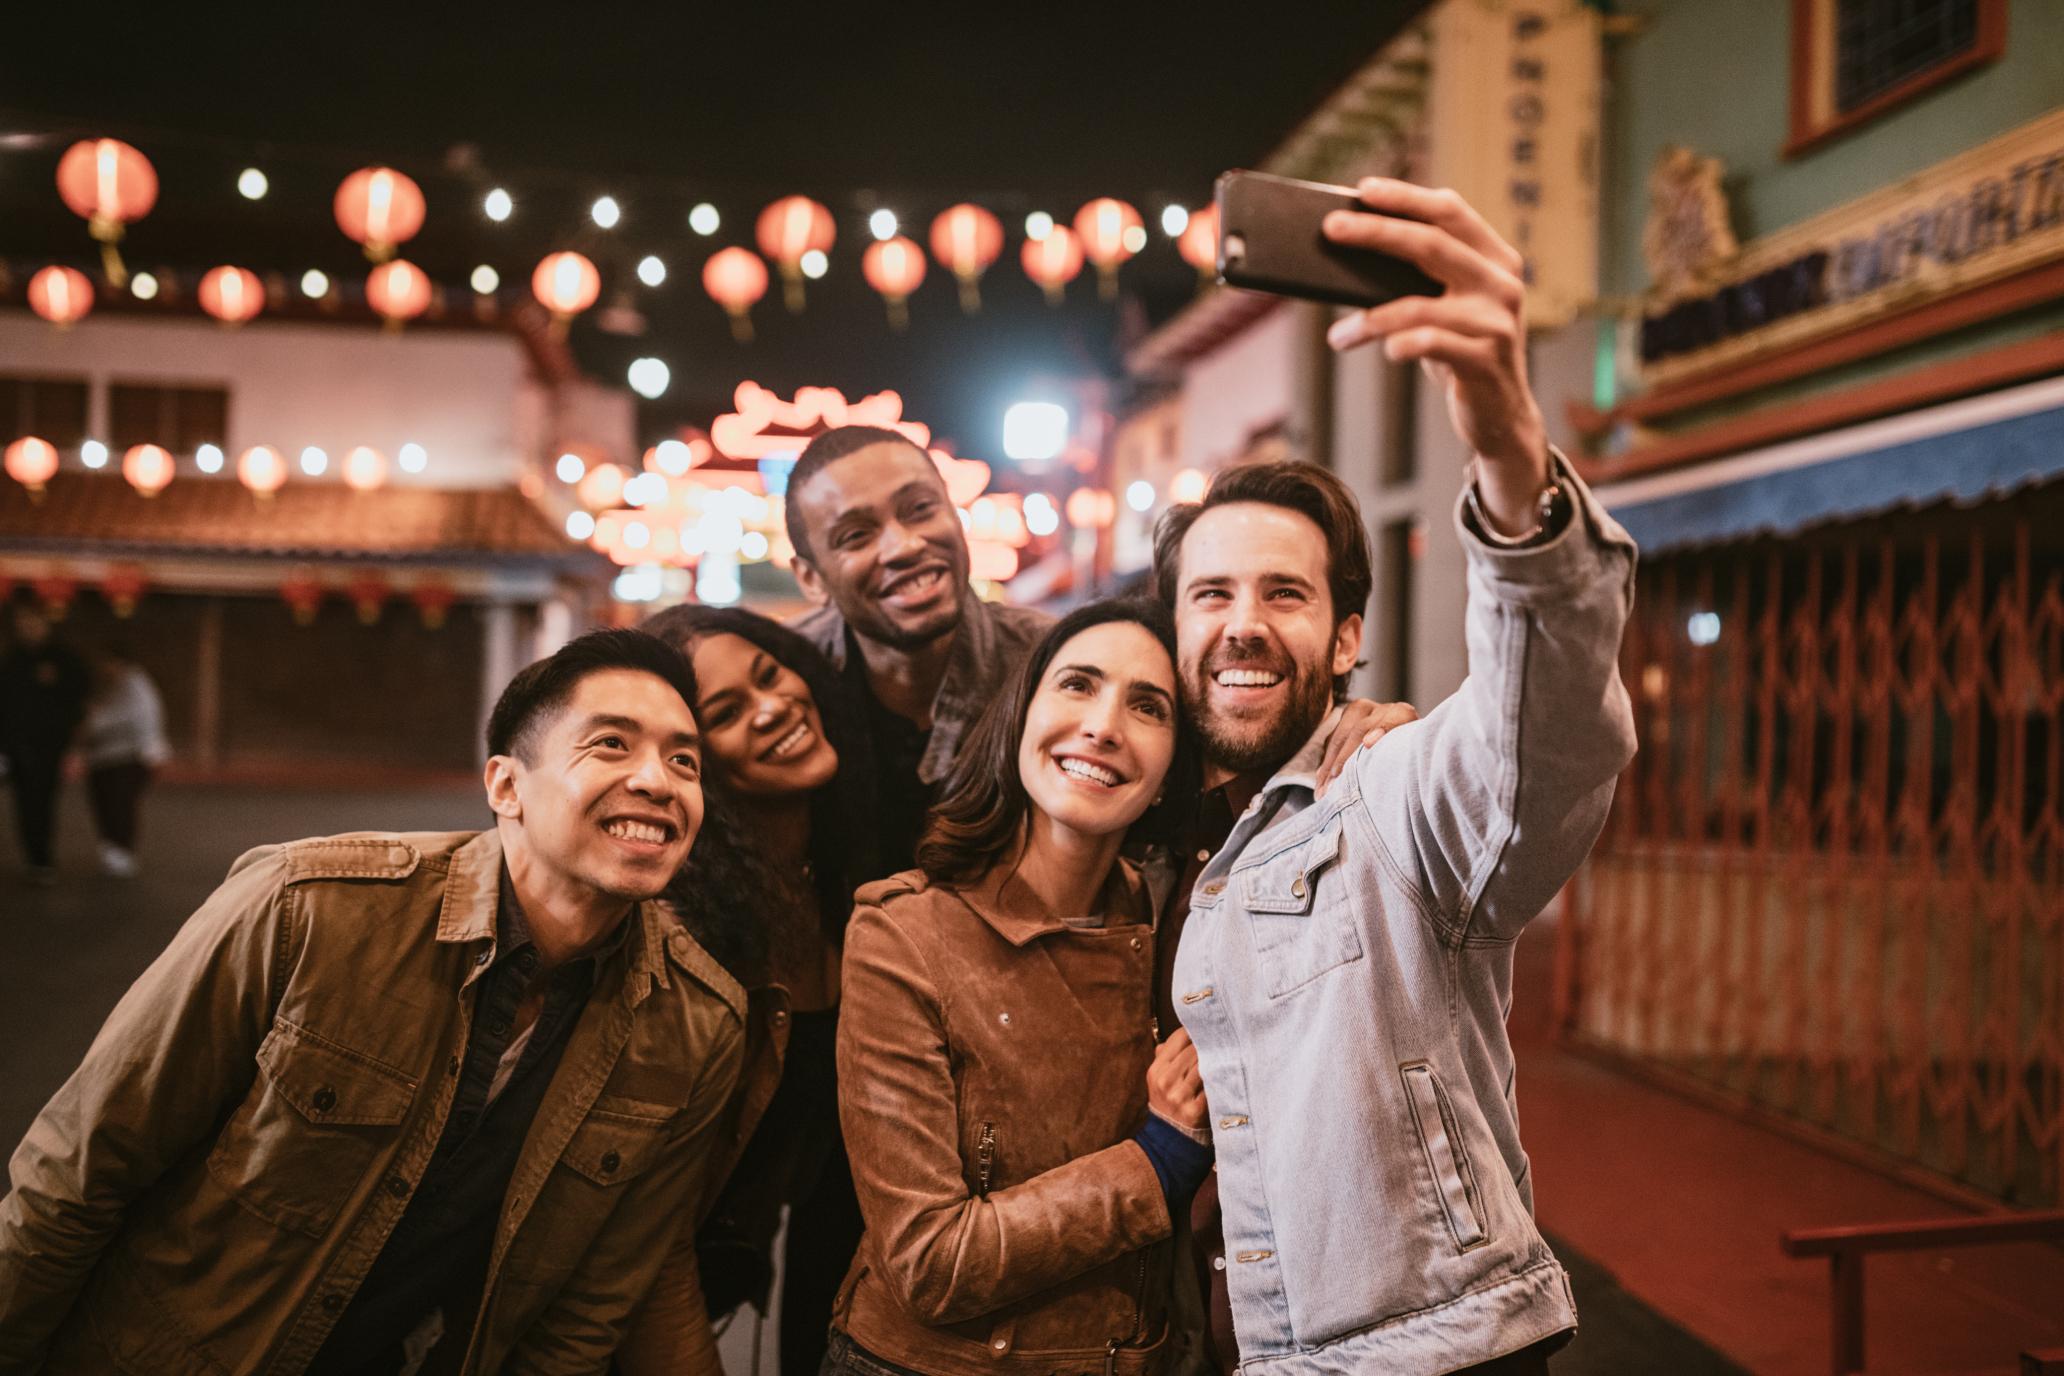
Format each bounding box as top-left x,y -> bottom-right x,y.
1331,612 -> 1364,682
791,555 -> 832,608
483,754 -> 524,821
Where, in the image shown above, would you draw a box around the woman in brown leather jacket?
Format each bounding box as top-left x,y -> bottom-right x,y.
627,605 -> 878,1376
827,599 -> 1212,1376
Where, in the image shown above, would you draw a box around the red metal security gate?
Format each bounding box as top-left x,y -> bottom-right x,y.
1560,486 -> 2064,1207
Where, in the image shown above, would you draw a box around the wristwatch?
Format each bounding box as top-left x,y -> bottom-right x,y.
1465,473 -> 1571,549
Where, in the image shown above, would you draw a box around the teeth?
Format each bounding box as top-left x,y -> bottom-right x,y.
605,819 -> 668,845
1058,758 -> 1121,787
1216,669 -> 1284,688
770,721 -> 810,759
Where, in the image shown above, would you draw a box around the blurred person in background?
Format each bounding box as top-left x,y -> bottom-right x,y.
625,605 -> 878,1376
78,640 -> 170,878
0,604 -> 89,886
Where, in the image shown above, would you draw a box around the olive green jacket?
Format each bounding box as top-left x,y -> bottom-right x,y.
0,829 -> 745,1375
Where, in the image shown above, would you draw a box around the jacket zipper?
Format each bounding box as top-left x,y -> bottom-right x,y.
1105,1248 -> 1149,1375
975,1122 -> 996,1197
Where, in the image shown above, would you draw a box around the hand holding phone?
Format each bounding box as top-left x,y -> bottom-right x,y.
1214,169 -> 1441,308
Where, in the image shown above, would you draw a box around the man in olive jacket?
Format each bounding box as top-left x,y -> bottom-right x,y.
0,629 -> 746,1375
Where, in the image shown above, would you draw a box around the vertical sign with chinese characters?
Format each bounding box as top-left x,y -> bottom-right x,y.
1426,0 -> 1602,329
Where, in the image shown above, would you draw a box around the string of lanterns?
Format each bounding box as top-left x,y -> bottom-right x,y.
25,138 -> 1222,340
4,435 -> 432,499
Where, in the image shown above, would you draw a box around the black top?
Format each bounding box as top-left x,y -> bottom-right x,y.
845,647 -> 937,875
307,873 -> 621,1375
0,640 -> 88,756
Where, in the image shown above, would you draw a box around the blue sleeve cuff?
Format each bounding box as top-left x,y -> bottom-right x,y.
1134,1114 -> 1214,1209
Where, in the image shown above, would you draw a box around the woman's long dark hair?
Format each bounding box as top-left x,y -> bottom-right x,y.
643,604 -> 879,982
917,597 -> 1198,888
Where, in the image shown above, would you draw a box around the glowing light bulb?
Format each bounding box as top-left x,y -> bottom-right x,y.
398,442 -> 427,473
869,209 -> 898,241
470,264 -> 499,294
299,446 -> 328,477
800,249 -> 828,280
80,440 -> 108,469
238,167 -> 268,200
195,443 -> 225,474
1160,204 -> 1189,237
627,357 -> 670,399
130,272 -> 159,300
484,187 -> 513,222
566,510 -> 596,540
590,195 -> 621,229
637,255 -> 666,287
1025,211 -> 1054,241
652,440 -> 691,475
301,269 -> 330,298
1126,479 -> 1156,512
555,452 -> 586,483
1122,224 -> 1148,253
689,202 -> 720,235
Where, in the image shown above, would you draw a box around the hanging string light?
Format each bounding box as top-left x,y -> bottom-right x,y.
122,444 -> 175,497
531,251 -> 601,338
5,437 -> 60,496
703,247 -> 769,342
367,259 -> 433,327
55,138 -> 156,286
1021,224 -> 1084,305
238,444 -> 288,497
1073,198 -> 1143,299
197,266 -> 265,325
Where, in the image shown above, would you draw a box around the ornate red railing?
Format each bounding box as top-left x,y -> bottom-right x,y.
1561,492 -> 2064,1207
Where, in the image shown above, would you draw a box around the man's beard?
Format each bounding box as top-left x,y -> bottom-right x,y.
847,594 -> 962,652
1187,648 -> 1335,776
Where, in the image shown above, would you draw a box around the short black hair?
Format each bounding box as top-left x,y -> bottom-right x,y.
783,424 -> 934,562
1151,460 -> 1373,698
486,628 -> 699,762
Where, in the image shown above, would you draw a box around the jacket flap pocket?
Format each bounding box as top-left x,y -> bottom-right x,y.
257,1020 -> 417,1127
561,1096 -> 675,1186
1400,1061 -> 1489,1251
1239,818 -> 1343,915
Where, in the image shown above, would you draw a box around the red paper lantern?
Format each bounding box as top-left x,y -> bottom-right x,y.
55,138 -> 156,286
861,236 -> 927,330
755,195 -> 835,312
101,563 -> 148,618
344,570 -> 389,624
1073,198 -> 1143,299
5,437 -> 60,494
280,569 -> 324,625
531,251 -> 600,333
238,444 -> 287,497
1178,204 -> 1219,277
411,577 -> 457,629
1021,225 -> 1085,305
198,266 -> 264,325
703,247 -> 769,342
334,166 -> 425,262
929,203 -> 1004,313
342,445 -> 388,492
122,443 -> 174,497
27,266 -> 94,326
367,259 -> 432,326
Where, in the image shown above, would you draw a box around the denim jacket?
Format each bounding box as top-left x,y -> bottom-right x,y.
1170,460 -> 1638,1374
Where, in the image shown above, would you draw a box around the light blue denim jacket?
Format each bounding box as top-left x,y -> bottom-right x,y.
1171,459 -> 1638,1375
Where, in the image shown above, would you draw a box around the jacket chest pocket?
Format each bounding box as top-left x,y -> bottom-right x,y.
1236,817 -> 1363,998
206,1019 -> 418,1238
510,1095 -> 677,1282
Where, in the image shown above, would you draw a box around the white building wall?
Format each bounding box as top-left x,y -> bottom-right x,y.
0,314 -> 589,489
1175,305 -> 1301,469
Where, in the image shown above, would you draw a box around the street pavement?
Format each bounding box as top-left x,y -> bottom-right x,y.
1,782 -> 1743,1375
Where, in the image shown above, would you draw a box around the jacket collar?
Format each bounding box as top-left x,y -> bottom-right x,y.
950,851 -> 1154,948
440,829 -> 668,1001
1258,704 -> 1346,802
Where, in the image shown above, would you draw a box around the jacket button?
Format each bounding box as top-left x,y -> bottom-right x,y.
1128,936 -> 1142,951
322,1292 -> 345,1312
1201,880 -> 1224,896
771,1010 -> 789,1027
600,1150 -> 621,1176
1290,876 -> 1307,899
385,1175 -> 409,1198
991,1339 -> 1007,1351
311,1087 -> 337,1113
448,1056 -> 460,1076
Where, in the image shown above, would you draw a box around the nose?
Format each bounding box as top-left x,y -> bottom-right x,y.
879,520 -> 927,565
1223,587 -> 1269,645
750,690 -> 787,730
1078,689 -> 1125,746
625,747 -> 676,802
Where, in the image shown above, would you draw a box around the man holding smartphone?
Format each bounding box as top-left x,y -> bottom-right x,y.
1152,177 -> 1638,1375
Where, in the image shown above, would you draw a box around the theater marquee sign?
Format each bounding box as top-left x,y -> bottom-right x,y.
1638,107 -> 2064,386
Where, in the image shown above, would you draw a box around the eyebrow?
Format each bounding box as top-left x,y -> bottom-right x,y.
1052,662 -> 1176,707
1183,571 -> 1319,594
580,713 -> 699,751
696,652 -> 769,712
827,480 -> 946,529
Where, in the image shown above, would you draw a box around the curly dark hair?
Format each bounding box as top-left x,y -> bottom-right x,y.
917,598 -> 1199,888
643,605 -> 878,982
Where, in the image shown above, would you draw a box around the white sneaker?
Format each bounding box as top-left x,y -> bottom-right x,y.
98,844 -> 137,878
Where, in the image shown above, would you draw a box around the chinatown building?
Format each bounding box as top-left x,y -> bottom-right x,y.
0,294 -> 624,778
1561,0 -> 2064,1210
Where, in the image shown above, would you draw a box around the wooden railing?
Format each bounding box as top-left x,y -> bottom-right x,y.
1779,1209 -> 2064,1375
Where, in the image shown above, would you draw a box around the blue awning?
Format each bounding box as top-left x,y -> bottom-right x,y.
1601,394 -> 2064,555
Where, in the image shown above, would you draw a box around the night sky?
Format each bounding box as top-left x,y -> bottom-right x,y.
2,5 -> 1424,454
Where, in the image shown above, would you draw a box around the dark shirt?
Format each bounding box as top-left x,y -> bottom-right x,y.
308,872 -> 622,1375
1157,774 -> 1265,1376
847,648 -> 940,874
0,641 -> 89,757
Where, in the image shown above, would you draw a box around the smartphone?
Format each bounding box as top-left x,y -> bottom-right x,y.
1214,169 -> 1440,308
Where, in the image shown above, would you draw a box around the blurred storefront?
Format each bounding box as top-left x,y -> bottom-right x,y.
1559,0 -> 2064,1208
0,300 -> 620,776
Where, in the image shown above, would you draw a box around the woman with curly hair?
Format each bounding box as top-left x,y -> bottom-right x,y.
622,605 -> 878,1376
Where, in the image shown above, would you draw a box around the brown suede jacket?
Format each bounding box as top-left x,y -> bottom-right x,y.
0,830 -> 745,1376
832,861 -> 1182,1376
